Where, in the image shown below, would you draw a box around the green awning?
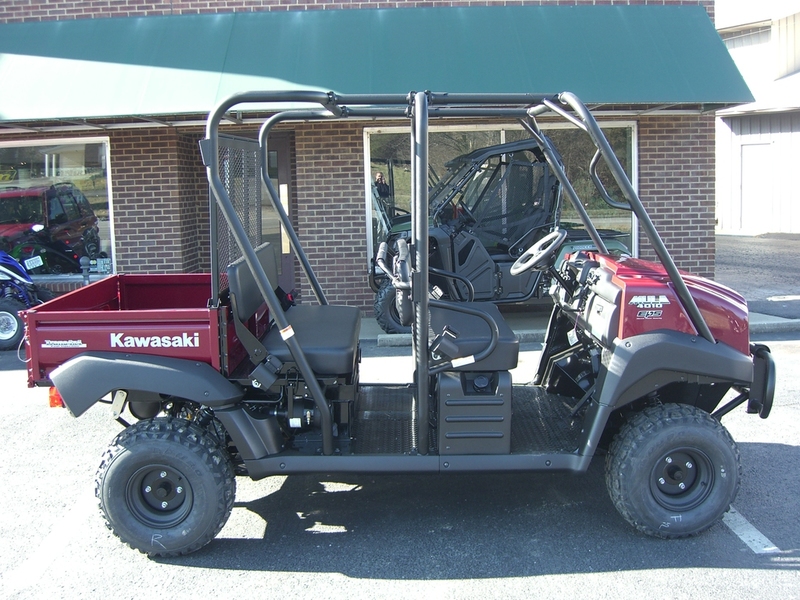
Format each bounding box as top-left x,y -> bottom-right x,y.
0,5 -> 753,122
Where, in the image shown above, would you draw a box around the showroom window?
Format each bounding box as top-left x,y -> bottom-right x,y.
364,122 -> 637,262
0,138 -> 113,276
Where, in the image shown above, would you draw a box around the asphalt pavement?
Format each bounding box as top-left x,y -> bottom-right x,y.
1,335 -> 798,599
716,233 -> 800,320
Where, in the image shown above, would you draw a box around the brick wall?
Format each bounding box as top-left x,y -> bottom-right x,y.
638,114 -> 716,278
177,130 -> 210,272
2,112 -> 716,302
0,127 -> 202,275
285,113 -> 717,309
0,0 -> 714,24
110,128 -> 189,272
293,121 -> 373,309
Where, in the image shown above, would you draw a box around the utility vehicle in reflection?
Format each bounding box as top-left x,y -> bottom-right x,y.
370,138 -> 628,333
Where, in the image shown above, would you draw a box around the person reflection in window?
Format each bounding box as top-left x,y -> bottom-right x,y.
374,172 -> 390,199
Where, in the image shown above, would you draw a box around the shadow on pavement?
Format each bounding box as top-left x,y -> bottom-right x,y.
164,442 -> 800,578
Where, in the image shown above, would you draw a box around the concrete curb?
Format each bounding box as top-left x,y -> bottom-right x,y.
750,319 -> 800,334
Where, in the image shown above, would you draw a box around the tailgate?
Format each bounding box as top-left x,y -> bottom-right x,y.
24,274 -> 223,386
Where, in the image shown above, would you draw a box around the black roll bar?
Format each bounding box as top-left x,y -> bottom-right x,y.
519,119 -> 609,255
412,91 -> 430,455
258,110 -> 334,305
201,89 -> 717,458
202,92 -> 348,456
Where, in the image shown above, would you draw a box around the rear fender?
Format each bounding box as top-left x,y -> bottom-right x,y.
50,352 -> 244,417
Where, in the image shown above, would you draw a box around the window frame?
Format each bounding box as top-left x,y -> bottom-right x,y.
362,121 -> 639,268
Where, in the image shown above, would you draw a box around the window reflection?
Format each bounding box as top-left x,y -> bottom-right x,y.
0,140 -> 112,275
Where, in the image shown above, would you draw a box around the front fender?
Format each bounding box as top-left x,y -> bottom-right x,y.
50,352 -> 244,417
595,331 -> 754,410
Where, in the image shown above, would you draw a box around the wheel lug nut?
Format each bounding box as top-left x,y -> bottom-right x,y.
658,477 -> 666,485
665,457 -> 673,464
678,482 -> 686,490
686,462 -> 693,469
144,485 -> 152,493
160,471 -> 167,478
177,487 -> 183,494
161,501 -> 168,509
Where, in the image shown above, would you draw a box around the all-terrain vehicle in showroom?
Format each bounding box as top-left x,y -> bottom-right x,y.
24,91 -> 775,557
370,138 -> 629,333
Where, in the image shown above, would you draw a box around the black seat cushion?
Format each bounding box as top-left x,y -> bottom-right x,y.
226,242 -> 280,324
226,242 -> 360,376
429,302 -> 519,371
264,304 -> 361,375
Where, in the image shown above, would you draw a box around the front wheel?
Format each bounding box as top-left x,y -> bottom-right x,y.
374,281 -> 411,334
605,403 -> 740,538
96,418 -> 235,557
0,297 -> 27,351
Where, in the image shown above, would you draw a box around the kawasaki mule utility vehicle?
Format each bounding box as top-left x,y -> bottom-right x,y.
24,91 -> 775,557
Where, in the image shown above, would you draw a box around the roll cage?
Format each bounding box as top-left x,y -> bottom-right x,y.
200,90 -> 715,457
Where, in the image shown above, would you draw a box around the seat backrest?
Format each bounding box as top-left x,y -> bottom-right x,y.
226,242 -> 278,323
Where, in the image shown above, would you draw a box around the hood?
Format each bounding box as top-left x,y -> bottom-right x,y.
608,255 -> 749,355
0,222 -> 34,241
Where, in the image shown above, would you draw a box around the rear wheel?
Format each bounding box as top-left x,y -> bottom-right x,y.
0,297 -> 27,351
605,403 -> 740,538
96,417 -> 235,557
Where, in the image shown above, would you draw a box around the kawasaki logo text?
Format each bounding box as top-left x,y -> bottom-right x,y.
110,332 -> 200,348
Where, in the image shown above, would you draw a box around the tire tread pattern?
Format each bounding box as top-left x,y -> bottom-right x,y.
95,417 -> 235,557
605,403 -> 741,539
374,281 -> 410,334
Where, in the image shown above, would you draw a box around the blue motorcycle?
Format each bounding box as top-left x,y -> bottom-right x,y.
0,250 -> 55,350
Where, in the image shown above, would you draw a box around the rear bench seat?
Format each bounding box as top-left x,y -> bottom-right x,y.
226,243 -> 361,376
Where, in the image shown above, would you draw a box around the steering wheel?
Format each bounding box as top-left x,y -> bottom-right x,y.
510,229 -> 568,276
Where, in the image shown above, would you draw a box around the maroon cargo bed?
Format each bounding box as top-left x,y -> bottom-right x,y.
24,274 -> 227,386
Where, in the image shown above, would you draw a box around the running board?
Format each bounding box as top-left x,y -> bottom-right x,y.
243,451 -> 592,480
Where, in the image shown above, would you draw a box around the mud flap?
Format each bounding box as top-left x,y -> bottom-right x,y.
748,344 -> 775,419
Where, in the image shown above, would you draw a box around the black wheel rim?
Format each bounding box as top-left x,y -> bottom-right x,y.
649,448 -> 714,511
125,464 -> 194,528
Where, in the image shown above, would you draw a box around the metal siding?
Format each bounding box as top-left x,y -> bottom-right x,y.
715,117 -> 737,231
776,13 -> 800,79
724,28 -> 770,51
0,5 -> 753,121
718,112 -> 800,234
